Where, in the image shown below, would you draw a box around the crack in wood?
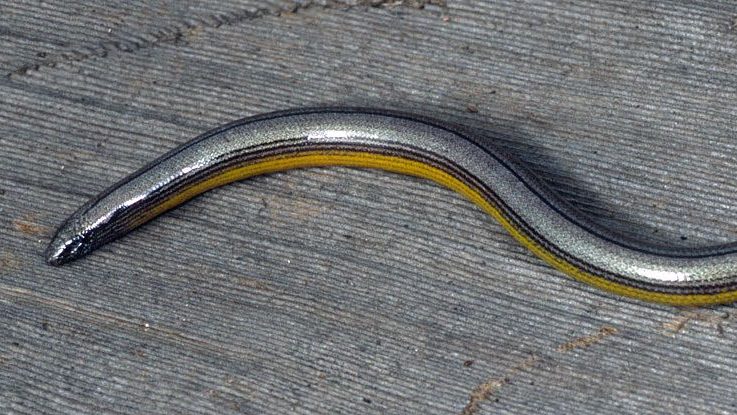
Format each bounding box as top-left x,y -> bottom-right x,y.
460,354 -> 541,415
6,0 -> 446,79
556,325 -> 618,353
662,310 -> 729,336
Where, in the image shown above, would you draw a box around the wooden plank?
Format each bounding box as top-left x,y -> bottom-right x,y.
1,1 -> 737,413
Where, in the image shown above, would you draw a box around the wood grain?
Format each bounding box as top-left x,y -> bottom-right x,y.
2,1 -> 737,413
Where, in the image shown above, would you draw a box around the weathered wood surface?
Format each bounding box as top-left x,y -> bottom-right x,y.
2,1 -> 737,413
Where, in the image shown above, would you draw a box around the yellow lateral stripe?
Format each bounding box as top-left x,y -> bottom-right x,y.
141,150 -> 737,306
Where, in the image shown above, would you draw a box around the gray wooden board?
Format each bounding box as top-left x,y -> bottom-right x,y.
1,0 -> 737,413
